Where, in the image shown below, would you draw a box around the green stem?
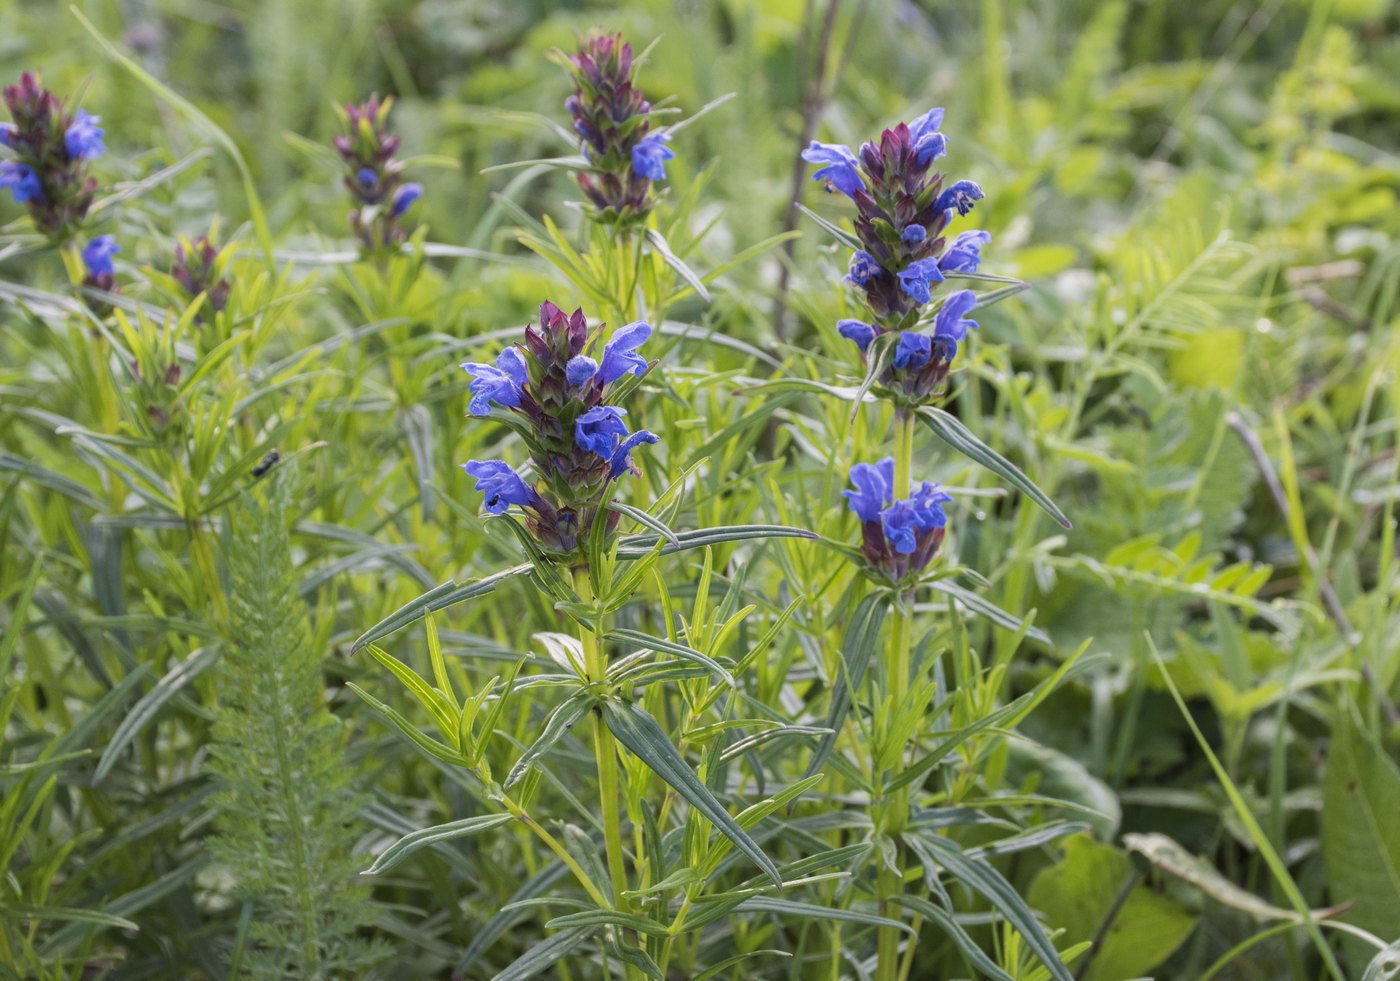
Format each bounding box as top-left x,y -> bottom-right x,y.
877,410 -> 918,980
576,569 -> 642,979
494,789 -> 613,911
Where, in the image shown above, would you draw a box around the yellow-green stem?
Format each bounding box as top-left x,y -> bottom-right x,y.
495,789 -> 612,911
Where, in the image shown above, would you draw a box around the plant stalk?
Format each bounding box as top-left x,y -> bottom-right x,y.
576,569 -> 643,979
876,409 -> 918,979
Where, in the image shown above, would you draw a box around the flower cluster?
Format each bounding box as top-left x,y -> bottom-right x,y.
462,301 -> 659,556
804,108 -> 989,405
172,232 -> 231,315
0,72 -> 104,241
333,95 -> 423,252
844,459 -> 952,584
560,32 -> 675,225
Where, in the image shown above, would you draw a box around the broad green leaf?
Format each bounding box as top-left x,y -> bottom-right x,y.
600,700 -> 781,887
1323,713 -> 1400,942
1028,834 -> 1196,981
365,813 -> 515,875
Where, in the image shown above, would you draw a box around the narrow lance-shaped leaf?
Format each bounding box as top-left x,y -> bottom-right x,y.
366,813 -> 516,875
907,833 -> 1074,981
918,406 -> 1071,529
805,593 -> 887,780
505,692 -> 596,789
600,699 -> 782,888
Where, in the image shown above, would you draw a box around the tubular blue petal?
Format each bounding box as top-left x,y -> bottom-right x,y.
575,405 -> 630,458
631,132 -> 674,181
893,332 -> 932,370
802,141 -> 865,198
81,236 -> 120,278
934,180 -> 984,217
565,355 -> 599,388
896,258 -> 945,305
463,460 -> 535,514
843,459 -> 895,523
0,161 -> 43,204
64,110 -> 105,159
933,289 -> 980,344
391,182 -> 423,217
598,321 -> 651,384
838,319 -> 878,352
847,250 -> 882,287
461,361 -> 524,416
609,429 -> 659,478
939,230 -> 990,274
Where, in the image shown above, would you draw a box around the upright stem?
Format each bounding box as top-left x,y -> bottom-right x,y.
876,410 -> 918,980
575,569 -> 641,979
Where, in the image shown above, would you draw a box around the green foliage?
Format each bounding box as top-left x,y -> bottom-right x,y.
2,0 -> 1400,977
1028,834 -> 1196,981
208,472 -> 383,978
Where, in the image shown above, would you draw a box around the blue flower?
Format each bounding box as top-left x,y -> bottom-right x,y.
598,321 -> 651,385
64,110 -> 105,160
933,289 -> 980,359
896,257 -> 945,304
935,180 -> 984,217
894,331 -> 932,370
843,459 -> 895,523
608,428 -> 659,478
838,319 -> 877,352
575,405 -> 631,458
356,167 -> 377,187
907,107 -> 947,166
0,161 -> 42,204
392,182 -> 422,217
802,141 -> 865,198
463,460 -> 536,515
631,132 -> 674,181
939,230 -> 990,274
879,501 -> 922,554
565,355 -> 598,388
902,225 -> 927,246
847,250 -> 881,287
0,123 -> 14,148
880,482 -> 952,554
462,348 -> 528,415
909,481 -> 953,529
81,236 -> 119,278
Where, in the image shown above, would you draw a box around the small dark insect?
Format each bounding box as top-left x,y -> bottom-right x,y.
252,450 -> 280,479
